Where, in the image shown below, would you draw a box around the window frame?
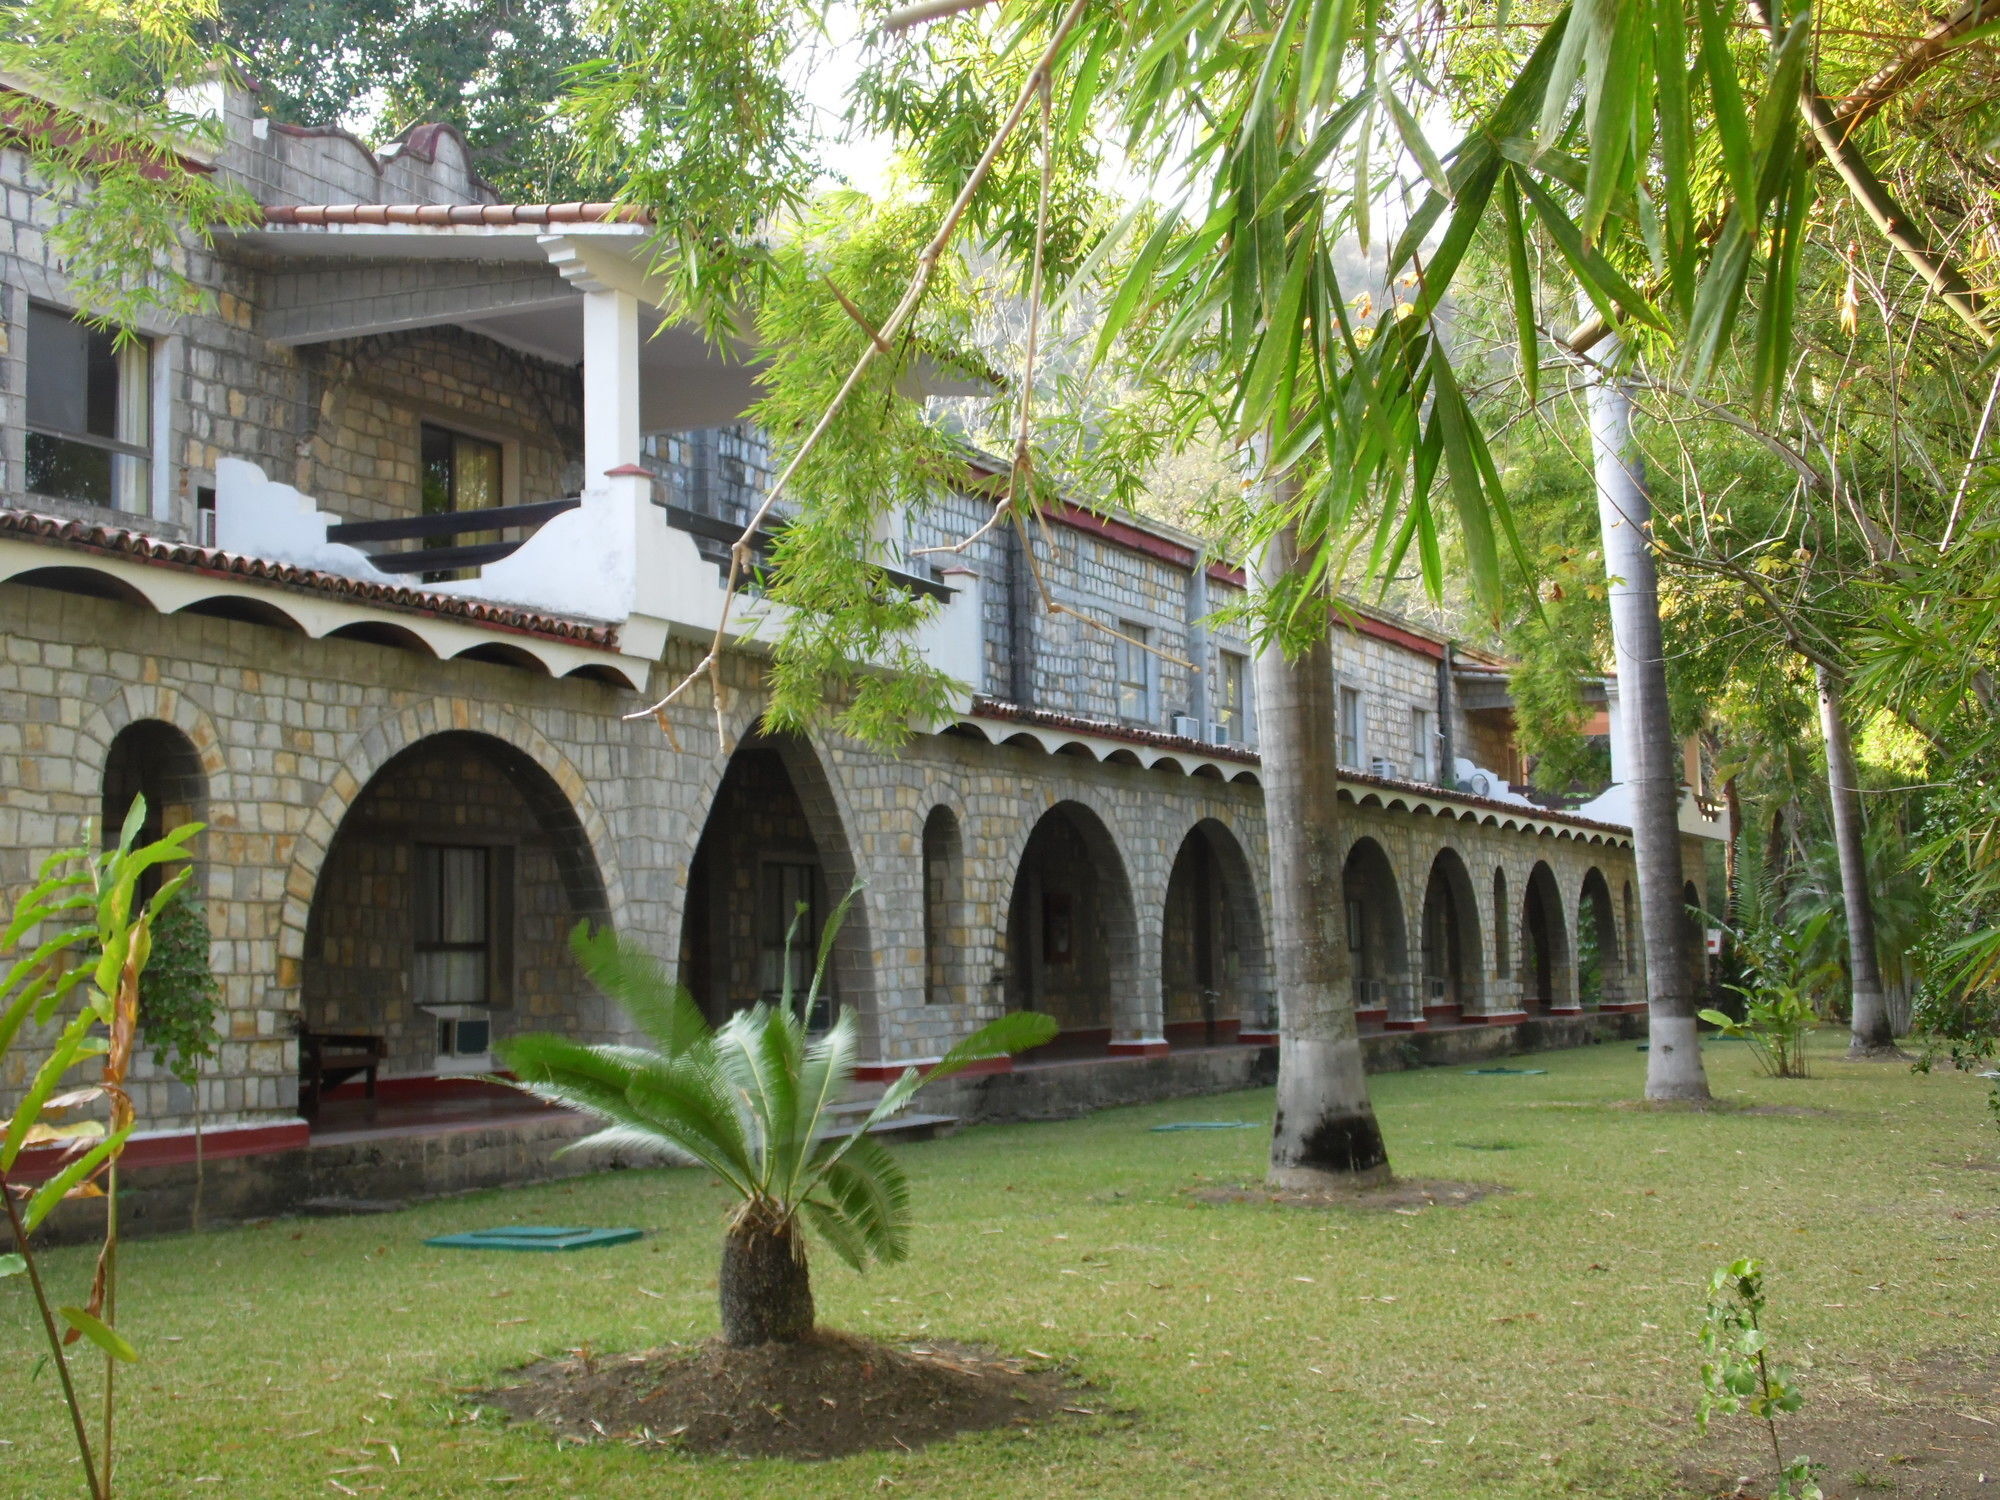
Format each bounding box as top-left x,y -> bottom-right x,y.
410,841 -> 514,1010
1337,684 -> 1365,768
24,300 -> 154,512
1115,620 -> 1156,724
1215,649 -> 1249,743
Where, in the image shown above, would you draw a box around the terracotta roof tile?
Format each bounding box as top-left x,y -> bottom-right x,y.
0,509 -> 620,648
966,695 -> 1631,836
260,201 -> 651,228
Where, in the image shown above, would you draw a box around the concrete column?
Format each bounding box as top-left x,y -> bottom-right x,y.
582,287 -> 641,480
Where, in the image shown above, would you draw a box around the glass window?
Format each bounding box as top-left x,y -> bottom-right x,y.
412,844 -> 490,1006
1410,706 -> 1433,781
420,422 -> 502,514
1116,622 -> 1153,722
1338,685 -> 1364,767
1215,651 -> 1248,743
25,304 -> 151,510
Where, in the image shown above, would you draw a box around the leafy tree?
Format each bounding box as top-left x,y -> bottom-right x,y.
219,0 -> 613,200
499,921 -> 1055,1345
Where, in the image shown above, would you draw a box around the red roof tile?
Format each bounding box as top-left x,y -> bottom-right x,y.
261,201 -> 651,228
0,510 -> 620,648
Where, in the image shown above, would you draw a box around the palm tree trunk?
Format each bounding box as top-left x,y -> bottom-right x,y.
1815,663 -> 1897,1055
1256,521 -> 1391,1189
1585,340 -> 1712,1102
718,1212 -> 814,1346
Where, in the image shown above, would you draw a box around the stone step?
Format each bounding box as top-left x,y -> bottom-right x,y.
821,1109 -> 960,1145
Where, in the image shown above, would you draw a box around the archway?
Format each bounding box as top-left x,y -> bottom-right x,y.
1577,868 -> 1623,1008
922,805 -> 966,1006
1683,879 -> 1710,1008
299,730 -> 609,1121
1519,861 -> 1572,1011
1421,848 -> 1483,1021
1004,802 -> 1137,1057
679,735 -> 871,1031
102,719 -> 207,883
1160,819 -> 1271,1047
1342,837 -> 1411,1026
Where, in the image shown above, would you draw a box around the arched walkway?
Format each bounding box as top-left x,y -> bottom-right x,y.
1520,861 -> 1572,1012
1577,867 -> 1624,1009
1421,848 -> 1484,1022
1343,837 -> 1412,1025
1004,801 -> 1138,1057
1160,818 -> 1271,1047
678,734 -> 874,1032
299,729 -> 610,1117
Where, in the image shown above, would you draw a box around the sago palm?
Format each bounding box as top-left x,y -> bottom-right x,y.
498,914 -> 1055,1345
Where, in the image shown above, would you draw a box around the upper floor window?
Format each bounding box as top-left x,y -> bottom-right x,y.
26,304 -> 151,511
1215,650 -> 1248,743
1337,685 -> 1364,768
1410,706 -> 1433,781
1117,622 -> 1155,723
421,422 -> 503,515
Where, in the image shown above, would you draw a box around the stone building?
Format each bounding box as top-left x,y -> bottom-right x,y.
0,78 -> 1721,1221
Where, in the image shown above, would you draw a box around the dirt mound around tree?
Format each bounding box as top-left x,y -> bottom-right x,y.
1683,1348 -> 2000,1499
1186,1177 -> 1505,1211
472,1330 -> 1094,1460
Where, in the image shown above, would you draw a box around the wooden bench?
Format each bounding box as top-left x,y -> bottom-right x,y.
298,1030 -> 388,1118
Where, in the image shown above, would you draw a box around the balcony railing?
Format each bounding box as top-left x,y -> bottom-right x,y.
326,497 -> 581,575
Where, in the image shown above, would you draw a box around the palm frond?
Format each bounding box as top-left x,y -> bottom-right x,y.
785,1007 -> 859,1201
567,922 -> 708,1056
807,1132 -> 913,1267
800,1195 -> 872,1272
714,1004 -> 804,1191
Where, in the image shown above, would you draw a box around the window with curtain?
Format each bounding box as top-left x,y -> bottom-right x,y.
26,303 -> 151,511
413,844 -> 490,1007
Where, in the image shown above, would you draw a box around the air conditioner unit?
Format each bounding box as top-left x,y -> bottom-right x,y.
1170,714 -> 1201,739
1207,721 -> 1230,744
196,507 -> 217,547
1370,756 -> 1399,779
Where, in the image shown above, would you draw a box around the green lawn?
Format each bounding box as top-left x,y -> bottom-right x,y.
3,1035 -> 1996,1499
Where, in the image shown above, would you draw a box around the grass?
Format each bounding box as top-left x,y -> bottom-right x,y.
2,1033 -> 1996,1499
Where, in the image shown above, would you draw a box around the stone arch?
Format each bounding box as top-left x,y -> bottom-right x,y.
297,728 -> 615,1107
676,732 -> 878,1035
278,699 -> 627,980
1160,817 -> 1272,1047
1577,867 -> 1624,1008
1683,878 -> 1709,1007
1342,835 -> 1412,1025
101,718 -> 209,891
1520,860 -> 1572,1011
1623,879 -> 1640,986
922,804 -> 968,1006
1492,866 -> 1510,979
1421,846 -> 1484,1020
1003,800 -> 1140,1056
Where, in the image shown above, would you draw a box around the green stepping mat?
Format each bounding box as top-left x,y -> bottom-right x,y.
424,1226 -> 642,1252
1150,1121 -> 1258,1132
1463,1067 -> 1546,1075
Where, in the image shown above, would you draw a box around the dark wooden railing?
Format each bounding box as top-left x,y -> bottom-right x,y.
327,497 -> 581,576
661,503 -> 954,603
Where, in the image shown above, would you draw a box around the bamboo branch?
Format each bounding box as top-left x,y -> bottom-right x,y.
880,0 -> 1001,35
1827,0 -> 2000,141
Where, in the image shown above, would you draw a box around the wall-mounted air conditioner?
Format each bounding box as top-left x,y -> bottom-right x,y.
1370,756 -> 1400,779
1207,721 -> 1230,744
1171,714 -> 1201,739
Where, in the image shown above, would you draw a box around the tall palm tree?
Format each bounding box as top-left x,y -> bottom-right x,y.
499,921 -> 1055,1346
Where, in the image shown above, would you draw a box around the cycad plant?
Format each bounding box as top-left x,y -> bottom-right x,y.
498,911 -> 1056,1346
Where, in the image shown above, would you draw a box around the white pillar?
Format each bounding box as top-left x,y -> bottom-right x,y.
582,288 -> 641,482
